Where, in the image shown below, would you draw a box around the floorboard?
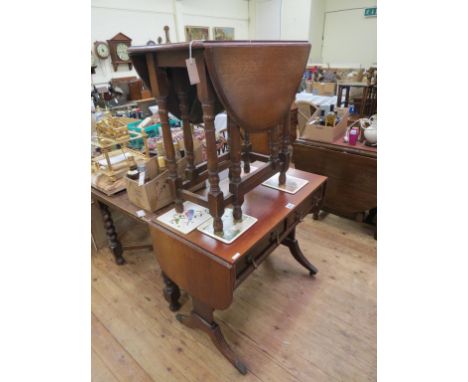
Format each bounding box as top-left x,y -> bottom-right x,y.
92,209 -> 376,381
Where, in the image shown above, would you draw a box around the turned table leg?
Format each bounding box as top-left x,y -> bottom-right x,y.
195,59 -> 224,234
157,94 -> 184,214
242,130 -> 251,174
228,116 -> 243,221
279,111 -> 291,185
162,272 -> 181,312
366,208 -> 377,240
374,209 -> 377,240
282,228 -> 318,276
174,78 -> 196,182
176,298 -> 247,375
202,98 -> 224,233
98,202 -> 125,265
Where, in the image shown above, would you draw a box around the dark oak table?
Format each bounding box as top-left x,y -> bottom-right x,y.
293,135 -> 376,237
92,168 -> 327,374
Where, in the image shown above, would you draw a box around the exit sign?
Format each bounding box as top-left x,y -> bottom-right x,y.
364,7 -> 377,17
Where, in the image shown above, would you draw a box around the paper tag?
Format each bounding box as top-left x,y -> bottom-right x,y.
136,210 -> 146,218
185,58 -> 200,85
138,171 -> 145,186
285,203 -> 295,209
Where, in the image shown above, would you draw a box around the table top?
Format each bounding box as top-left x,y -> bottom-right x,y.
128,40 -> 310,54
331,132 -> 377,153
295,131 -> 377,158
92,167 -> 326,265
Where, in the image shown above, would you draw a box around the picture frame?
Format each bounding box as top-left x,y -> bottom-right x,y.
184,26 -> 209,42
213,27 -> 235,41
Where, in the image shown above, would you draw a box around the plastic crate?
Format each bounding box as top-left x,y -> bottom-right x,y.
127,120 -> 160,149
127,119 -> 181,149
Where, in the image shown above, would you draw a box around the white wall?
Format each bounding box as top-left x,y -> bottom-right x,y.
179,0 -> 249,41
249,0 -> 311,41
325,0 -> 377,12
91,0 -> 249,84
321,0 -> 377,67
91,0 -> 377,85
251,0 -> 282,40
249,0 -> 377,67
281,0 -> 311,40
309,0 -> 325,63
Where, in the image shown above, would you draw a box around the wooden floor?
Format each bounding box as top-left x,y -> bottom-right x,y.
92,210 -> 376,382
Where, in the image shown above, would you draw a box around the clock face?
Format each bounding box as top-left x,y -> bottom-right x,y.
116,43 -> 129,61
95,42 -> 109,59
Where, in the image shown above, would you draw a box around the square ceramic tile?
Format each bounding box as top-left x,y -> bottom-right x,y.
198,208 -> 257,244
262,172 -> 309,194
156,201 -> 211,234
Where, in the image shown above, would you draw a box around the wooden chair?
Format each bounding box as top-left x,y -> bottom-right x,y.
338,83 -> 377,118
363,85 -> 377,117
129,41 -> 310,234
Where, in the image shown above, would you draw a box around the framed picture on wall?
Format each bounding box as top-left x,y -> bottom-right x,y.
213,27 -> 235,41
184,26 -> 209,42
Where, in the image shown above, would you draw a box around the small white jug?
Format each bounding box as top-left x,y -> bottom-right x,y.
361,115 -> 377,144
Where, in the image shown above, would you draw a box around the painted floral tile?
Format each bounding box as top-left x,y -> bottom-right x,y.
156,201 -> 211,234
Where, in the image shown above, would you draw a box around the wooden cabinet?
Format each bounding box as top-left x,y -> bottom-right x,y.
293,137 -> 376,221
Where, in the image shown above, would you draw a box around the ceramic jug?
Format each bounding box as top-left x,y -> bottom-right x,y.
361,115 -> 377,144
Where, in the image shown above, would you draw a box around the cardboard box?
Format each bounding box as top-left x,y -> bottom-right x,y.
126,171 -> 173,212
296,101 -> 319,135
299,107 -> 349,143
312,82 -> 336,96
126,157 -> 186,212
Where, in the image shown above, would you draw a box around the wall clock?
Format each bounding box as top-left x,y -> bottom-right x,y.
91,51 -> 97,74
91,51 -> 97,67
94,41 -> 110,59
107,33 -> 132,72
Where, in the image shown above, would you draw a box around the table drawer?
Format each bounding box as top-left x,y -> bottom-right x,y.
234,193 -> 316,285
285,194 -> 314,230
235,220 -> 285,281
